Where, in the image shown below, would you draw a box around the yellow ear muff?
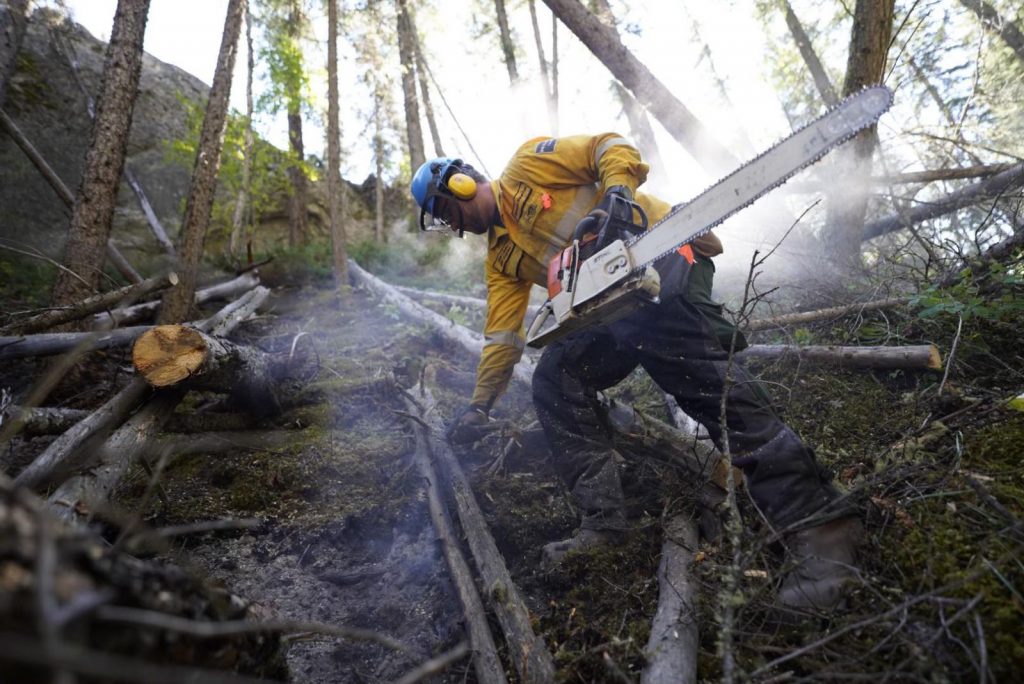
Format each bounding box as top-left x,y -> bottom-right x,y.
447,173 -> 477,200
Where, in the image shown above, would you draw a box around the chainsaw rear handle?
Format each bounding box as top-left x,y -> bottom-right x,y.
570,194 -> 648,248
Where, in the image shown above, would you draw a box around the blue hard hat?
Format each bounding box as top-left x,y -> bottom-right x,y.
411,157 -> 461,215
411,157 -> 473,236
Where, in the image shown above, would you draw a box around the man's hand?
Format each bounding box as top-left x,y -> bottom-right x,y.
596,185 -> 634,224
446,405 -> 491,444
573,186 -> 638,256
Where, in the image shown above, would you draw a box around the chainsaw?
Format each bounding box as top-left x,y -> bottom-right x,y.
525,85 -> 893,348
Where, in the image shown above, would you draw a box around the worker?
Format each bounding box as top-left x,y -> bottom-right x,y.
410,134 -> 860,611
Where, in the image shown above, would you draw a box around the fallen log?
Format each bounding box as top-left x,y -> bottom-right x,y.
862,162 -> 1024,242
745,297 -> 909,332
348,260 -> 537,387
48,389 -> 183,524
0,326 -> 151,361
642,514 -> 700,684
408,382 -> 556,684
132,324 -> 280,417
402,392 -> 508,684
1,272 -> 179,335
394,284 -> 542,322
736,343 -> 942,370
13,290 -> 270,490
91,272 -> 261,328
1,405 -> 89,437
12,378 -> 152,489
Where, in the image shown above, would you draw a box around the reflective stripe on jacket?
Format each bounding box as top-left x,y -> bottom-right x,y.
471,133 -> 723,408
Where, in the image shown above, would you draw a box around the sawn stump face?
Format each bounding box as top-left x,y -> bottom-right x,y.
133,324 -> 208,386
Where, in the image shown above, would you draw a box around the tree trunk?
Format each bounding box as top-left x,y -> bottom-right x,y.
287,108 -> 307,247
822,0 -> 894,264
374,91 -> 386,243
406,383 -> 556,683
494,0 -> 519,84
327,0 -> 349,287
959,0 -> 1024,65
132,325 -> 280,416
542,0 -> 738,176
396,0 -> 424,173
407,6 -> 443,157
614,82 -> 664,179
779,0 -> 839,106
159,0 -> 244,324
229,3 -> 254,261
641,514 -> 699,684
285,1 -> 308,248
0,0 -> 29,108
50,0 -> 151,308
2,272 -> 178,335
93,271 -> 259,328
861,162 -> 1024,242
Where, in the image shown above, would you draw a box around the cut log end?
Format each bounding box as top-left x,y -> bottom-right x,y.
927,344 -> 943,371
133,325 -> 208,387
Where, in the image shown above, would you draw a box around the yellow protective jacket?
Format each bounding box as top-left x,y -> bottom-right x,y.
471,133 -> 723,410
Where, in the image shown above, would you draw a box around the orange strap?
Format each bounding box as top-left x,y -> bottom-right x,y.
677,243 -> 695,265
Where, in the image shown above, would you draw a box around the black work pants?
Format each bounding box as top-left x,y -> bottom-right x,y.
532,257 -> 843,531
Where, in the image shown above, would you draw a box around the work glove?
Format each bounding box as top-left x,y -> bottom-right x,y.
573,185 -> 637,259
446,404 -> 491,444
596,185 -> 635,224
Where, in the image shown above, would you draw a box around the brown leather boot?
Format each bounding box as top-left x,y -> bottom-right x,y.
777,517 -> 862,611
541,528 -> 626,567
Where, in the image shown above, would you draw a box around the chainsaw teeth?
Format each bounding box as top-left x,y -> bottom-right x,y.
625,85 -> 894,272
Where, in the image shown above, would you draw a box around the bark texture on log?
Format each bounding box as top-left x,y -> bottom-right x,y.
1,406 -> 90,438
737,343 -> 942,370
746,297 -> 908,331
411,383 -> 556,684
641,515 -> 699,684
50,0 -> 152,307
403,394 -> 508,684
0,326 -> 152,361
2,273 -> 178,335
